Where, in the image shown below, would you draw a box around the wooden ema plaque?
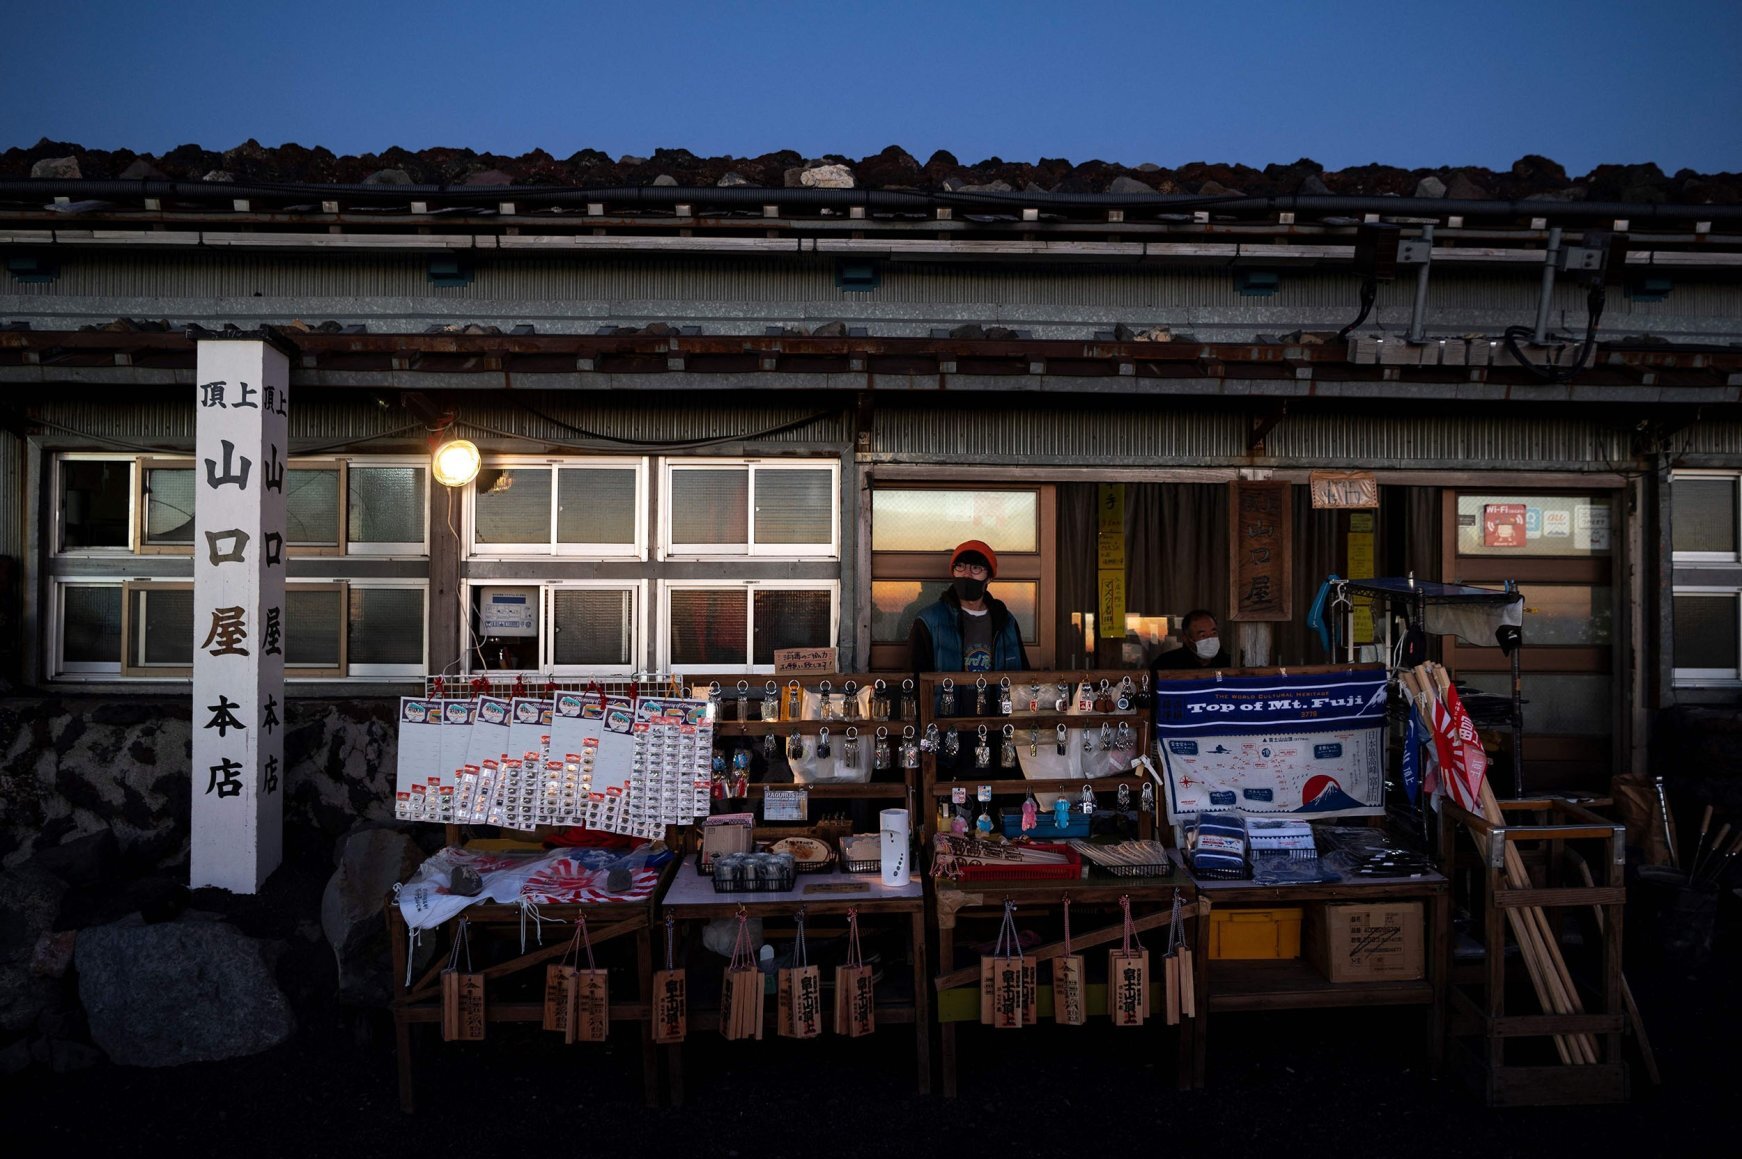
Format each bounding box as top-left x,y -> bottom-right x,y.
543,963 -> 576,1034
651,968 -> 688,1044
1052,955 -> 1087,1026
835,964 -> 875,1037
568,969 -> 609,1043
441,969 -> 486,1041
778,965 -> 823,1039
1108,949 -> 1149,1028
721,967 -> 764,1041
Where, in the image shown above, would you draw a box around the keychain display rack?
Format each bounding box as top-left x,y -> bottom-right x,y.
916,669 -> 1159,843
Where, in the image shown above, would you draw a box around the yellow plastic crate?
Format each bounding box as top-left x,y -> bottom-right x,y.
1209,906 -> 1304,960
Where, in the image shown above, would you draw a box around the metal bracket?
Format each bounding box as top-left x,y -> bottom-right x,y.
1488,828 -> 1508,871
1248,402 -> 1287,451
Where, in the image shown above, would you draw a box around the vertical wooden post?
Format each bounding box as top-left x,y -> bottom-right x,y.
190,335 -> 289,893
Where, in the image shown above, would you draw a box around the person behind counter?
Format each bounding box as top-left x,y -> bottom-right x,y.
908,539 -> 1029,673
1153,608 -> 1232,670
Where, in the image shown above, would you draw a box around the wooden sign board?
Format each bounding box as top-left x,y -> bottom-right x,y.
1309,471 -> 1379,509
1229,481 -> 1292,622
651,968 -> 687,1044
775,647 -> 837,674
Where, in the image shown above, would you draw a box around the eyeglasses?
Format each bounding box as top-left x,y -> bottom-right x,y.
951,563 -> 990,579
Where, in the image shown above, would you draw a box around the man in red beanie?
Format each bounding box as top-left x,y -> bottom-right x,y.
908,539 -> 1028,672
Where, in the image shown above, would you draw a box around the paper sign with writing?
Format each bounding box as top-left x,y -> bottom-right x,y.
774,647 -> 838,674
763,788 -> 809,821
1309,471 -> 1379,509
1230,481 -> 1292,622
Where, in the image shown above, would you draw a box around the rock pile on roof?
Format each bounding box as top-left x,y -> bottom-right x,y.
3,139 -> 1737,203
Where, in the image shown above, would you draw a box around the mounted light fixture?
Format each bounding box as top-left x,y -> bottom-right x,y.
431,438 -> 481,488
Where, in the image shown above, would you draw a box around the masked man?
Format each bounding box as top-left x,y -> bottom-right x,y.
908,540 -> 1028,672
1154,608 -> 1232,669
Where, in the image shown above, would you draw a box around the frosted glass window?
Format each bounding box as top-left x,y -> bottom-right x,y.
63,585 -> 121,663
1673,478 -> 1738,556
130,587 -> 193,666
755,469 -> 833,544
286,589 -> 343,668
670,469 -> 748,545
752,589 -> 833,663
871,580 -> 1038,643
474,467 -> 552,544
349,588 -> 424,666
286,468 -> 340,546
668,589 -> 748,665
872,489 -> 1038,553
557,469 -> 637,545
349,466 -> 425,545
1455,494 -> 1613,557
551,588 -> 635,666
143,468 -> 197,545
1674,595 -> 1739,673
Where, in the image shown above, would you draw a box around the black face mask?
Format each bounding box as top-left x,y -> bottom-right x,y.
953,577 -> 987,603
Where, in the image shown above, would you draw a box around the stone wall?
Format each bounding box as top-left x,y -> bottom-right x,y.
0,695 -> 400,871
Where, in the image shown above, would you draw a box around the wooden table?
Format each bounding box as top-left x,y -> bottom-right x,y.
659,862 -> 931,1102
930,875 -> 1204,1096
385,889 -> 664,1111
1184,859 -> 1450,1087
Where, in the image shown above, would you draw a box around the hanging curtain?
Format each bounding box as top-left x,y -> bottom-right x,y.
1056,484 -> 1097,667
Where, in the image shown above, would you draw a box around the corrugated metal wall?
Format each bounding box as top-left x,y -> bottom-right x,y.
0,427 -> 23,558
17,252 -> 1742,322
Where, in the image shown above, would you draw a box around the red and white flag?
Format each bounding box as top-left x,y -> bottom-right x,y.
1428,682 -> 1488,811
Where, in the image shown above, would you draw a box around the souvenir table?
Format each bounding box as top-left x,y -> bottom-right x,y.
930,876 -> 1205,1096
657,860 -> 931,1102
385,848 -> 676,1111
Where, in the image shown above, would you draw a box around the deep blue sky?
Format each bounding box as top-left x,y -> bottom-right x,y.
5,1 -> 1739,174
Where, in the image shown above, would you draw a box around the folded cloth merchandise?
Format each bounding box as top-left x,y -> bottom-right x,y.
1190,814 -> 1248,879
1243,817 -> 1318,858
397,844 -> 669,932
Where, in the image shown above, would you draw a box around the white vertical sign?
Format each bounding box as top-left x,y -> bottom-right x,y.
191,338 -> 289,893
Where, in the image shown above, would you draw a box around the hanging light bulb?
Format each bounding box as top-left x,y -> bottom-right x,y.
431,438 -> 481,487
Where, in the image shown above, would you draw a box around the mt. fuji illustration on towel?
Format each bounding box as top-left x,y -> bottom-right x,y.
1297,774 -> 1365,813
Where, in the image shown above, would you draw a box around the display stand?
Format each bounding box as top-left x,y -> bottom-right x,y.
1181,851 -> 1449,1087
929,879 -> 1204,1095
659,863 -> 931,1099
916,669 -> 1157,841
384,865 -> 675,1112
1437,796 -> 1629,1105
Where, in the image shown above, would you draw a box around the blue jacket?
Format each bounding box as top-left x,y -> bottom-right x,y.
909,588 -> 1028,673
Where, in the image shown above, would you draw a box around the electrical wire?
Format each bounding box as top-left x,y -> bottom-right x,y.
462,409 -> 838,452
1337,277 -> 1378,341
509,397 -> 836,448
1502,284 -> 1607,384
0,406 -> 426,456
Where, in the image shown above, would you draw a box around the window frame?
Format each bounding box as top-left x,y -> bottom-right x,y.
344,579 -> 430,679
465,455 -> 648,559
1672,587 -> 1742,686
660,458 -> 840,559
463,579 -> 648,678
1670,471 -> 1742,688
1671,470 -> 1742,565
51,578 -> 124,677
53,453 -> 137,556
117,579 -> 353,680
657,578 -> 840,675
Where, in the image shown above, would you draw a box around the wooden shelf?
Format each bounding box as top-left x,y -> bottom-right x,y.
742,782 -> 908,798
1206,957 -> 1433,1012
928,774 -> 1150,796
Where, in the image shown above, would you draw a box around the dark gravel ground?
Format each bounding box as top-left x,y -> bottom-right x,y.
4,852 -> 1736,1158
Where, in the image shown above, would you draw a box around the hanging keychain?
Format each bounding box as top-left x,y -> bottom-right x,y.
1080,783 -> 1097,815
787,730 -> 805,761
1056,723 -> 1069,755
974,677 -> 989,716
973,724 -> 992,769
1115,722 -> 1134,752
1082,726 -> 1097,754
816,727 -> 832,761
1117,783 -> 1132,811
842,680 -> 859,723
1141,780 -> 1156,816
873,726 -> 892,771
762,732 -> 778,761
940,678 -> 957,716
899,726 -> 920,770
786,680 -> 803,721
1029,726 -> 1040,758
1100,722 -> 1114,754
976,804 -> 994,835
872,679 -> 890,721
1054,681 -> 1072,712
761,680 -> 780,722
1028,681 -> 1042,713
922,722 -> 939,754
942,725 -> 961,763
843,727 -> 860,769
1000,723 -> 1018,770
818,680 -> 835,722
1021,789 -> 1039,832
1094,679 -> 1113,714
1117,677 -> 1134,712
1053,794 -> 1073,830
1137,673 -> 1152,708
899,679 -> 917,722
734,680 -> 751,722
707,681 -> 723,721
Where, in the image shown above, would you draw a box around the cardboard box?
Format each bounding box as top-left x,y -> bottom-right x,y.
1306,902 -> 1424,982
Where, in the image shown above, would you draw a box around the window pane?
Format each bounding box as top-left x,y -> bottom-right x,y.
61,460 -> 130,548
131,587 -> 193,666
871,580 -> 1039,643
286,589 -> 343,667
871,489 -> 1038,553
474,467 -> 551,545
1674,595 -> 1739,671
754,468 -> 833,545
1673,478 -> 1737,555
349,466 -> 426,544
551,588 -> 634,666
669,589 -> 748,665
752,589 -> 833,663
63,585 -> 121,663
670,469 -> 748,545
1455,494 -> 1612,557
1462,673 -> 1612,737
143,468 -> 196,545
1470,584 -> 1613,646
556,468 -> 637,545
285,468 -> 340,546
349,588 -> 424,666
